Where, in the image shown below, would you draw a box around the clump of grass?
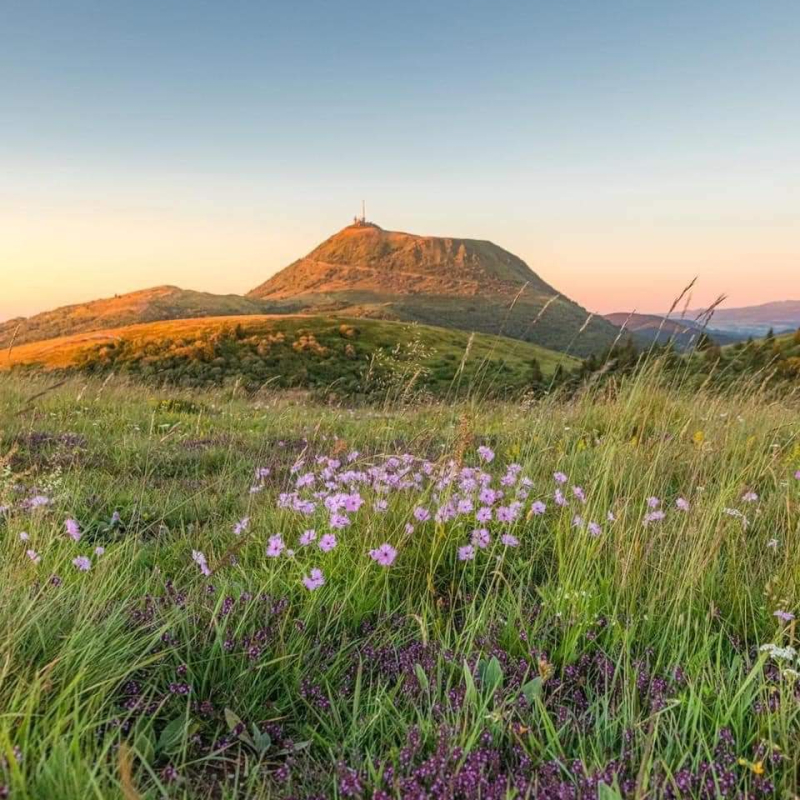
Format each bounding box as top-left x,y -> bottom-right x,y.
0,372 -> 798,799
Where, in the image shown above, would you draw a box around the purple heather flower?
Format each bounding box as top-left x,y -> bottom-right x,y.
192,550 -> 211,576
303,568 -> 325,590
19,532 -> 29,541
501,533 -> 519,547
553,471 -> 568,484
572,514 -> 584,528
94,546 -> 105,556
369,543 -> 397,566
795,470 -> 800,480
476,445 -> 495,463
530,500 -> 546,515
475,505 -> 492,523
643,510 -> 666,525
404,522 -> 414,535
587,521 -> 602,536
413,506 -> 431,522
299,529 -> 317,546
572,486 -> 586,502
266,534 -> 285,557
65,518 -> 81,542
233,516 -> 250,535
458,544 -> 476,561
29,495 -> 51,508
318,533 -> 337,552
26,549 -> 41,564
554,489 -> 567,507
742,491 -> 759,502
675,497 -> 690,511
647,496 -> 661,508
607,510 -> 616,522
72,555 -> 91,572
471,528 -> 491,549
373,499 -> 388,513
774,609 -> 795,623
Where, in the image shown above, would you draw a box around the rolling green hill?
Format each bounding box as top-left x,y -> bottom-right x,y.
3,314 -> 577,398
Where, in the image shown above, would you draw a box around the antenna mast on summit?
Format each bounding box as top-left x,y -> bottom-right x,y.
361,200 -> 366,223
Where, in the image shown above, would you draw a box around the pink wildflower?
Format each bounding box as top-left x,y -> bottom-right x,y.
473,507 -> 490,525
458,544 -> 476,561
318,533 -> 337,552
65,518 -> 81,542
471,528 -> 491,549
303,568 -> 325,591
266,535 -> 285,558
192,550 -> 211,576
476,446 -> 495,463
369,543 -> 397,567
299,529 -> 317,546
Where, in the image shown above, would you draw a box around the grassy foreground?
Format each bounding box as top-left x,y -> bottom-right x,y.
0,374 -> 798,799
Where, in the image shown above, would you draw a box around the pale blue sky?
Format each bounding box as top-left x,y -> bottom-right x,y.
1,0 -> 798,319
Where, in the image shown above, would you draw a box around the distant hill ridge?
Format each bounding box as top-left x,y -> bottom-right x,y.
680,300 -> 800,336
0,286 -> 265,349
602,312 -> 741,350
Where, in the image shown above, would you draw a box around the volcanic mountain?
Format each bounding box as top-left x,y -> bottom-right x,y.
248,222 -> 617,356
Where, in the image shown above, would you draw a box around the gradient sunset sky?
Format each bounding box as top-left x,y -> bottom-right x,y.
1,0 -> 798,321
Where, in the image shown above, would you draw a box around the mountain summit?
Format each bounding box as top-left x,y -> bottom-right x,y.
249,222 -> 557,299
249,223 -> 617,356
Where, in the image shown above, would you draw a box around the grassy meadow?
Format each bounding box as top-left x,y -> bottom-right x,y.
0,370 -> 798,799
3,316 -> 575,400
